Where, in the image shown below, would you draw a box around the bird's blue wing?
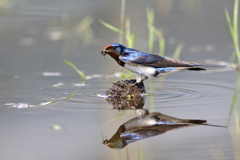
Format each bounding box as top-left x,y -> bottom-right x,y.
119,48 -> 203,68
119,48 -> 164,64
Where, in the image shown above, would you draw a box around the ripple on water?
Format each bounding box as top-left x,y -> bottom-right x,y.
150,80 -> 234,108
55,79 -> 234,110
55,81 -> 113,110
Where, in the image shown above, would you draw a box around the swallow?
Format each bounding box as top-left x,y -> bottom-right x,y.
102,109 -> 225,149
100,43 -> 219,84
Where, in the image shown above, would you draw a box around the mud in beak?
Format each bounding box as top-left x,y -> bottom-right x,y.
100,49 -> 108,55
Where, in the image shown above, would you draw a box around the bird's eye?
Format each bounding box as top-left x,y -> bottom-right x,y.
111,46 -> 117,50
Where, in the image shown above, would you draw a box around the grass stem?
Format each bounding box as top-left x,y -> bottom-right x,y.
64,60 -> 86,82
225,0 -> 240,63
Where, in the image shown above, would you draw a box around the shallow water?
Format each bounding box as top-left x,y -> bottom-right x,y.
0,0 -> 239,160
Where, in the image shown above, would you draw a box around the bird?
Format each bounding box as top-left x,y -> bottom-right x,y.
100,43 -> 219,84
102,109 -> 224,149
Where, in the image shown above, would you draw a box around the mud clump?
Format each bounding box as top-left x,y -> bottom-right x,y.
105,97 -> 145,110
100,79 -> 146,110
104,79 -> 146,98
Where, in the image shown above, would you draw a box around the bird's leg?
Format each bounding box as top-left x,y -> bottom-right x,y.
128,74 -> 142,86
141,76 -> 148,82
136,74 -> 142,83
136,109 -> 149,119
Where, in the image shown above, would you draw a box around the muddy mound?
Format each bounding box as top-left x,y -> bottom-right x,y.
103,79 -> 146,98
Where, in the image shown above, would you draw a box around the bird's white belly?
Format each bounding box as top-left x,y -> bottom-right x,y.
124,64 -> 155,77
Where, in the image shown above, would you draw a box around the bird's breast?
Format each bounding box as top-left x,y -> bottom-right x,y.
124,63 -> 156,77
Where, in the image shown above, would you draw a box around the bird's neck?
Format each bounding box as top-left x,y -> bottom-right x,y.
108,52 -> 125,66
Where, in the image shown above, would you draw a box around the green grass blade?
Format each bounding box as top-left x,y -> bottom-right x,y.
152,26 -> 165,56
234,99 -> 240,134
126,146 -> 130,160
66,86 -> 80,101
104,112 -> 125,124
125,18 -> 132,47
140,42 -> 148,52
233,0 -> 240,63
225,8 -> 234,38
120,0 -> 126,43
228,73 -> 240,124
99,19 -> 124,35
81,27 -> 94,45
149,79 -> 155,112
64,60 -> 86,81
130,32 -> 136,48
61,4 -> 70,56
76,16 -> 94,34
228,88 -> 237,123
125,18 -> 136,48
233,0 -> 239,48
159,38 -> 165,56
230,51 -> 237,62
225,1 -> 240,63
147,8 -> 155,53
172,43 -> 183,60
137,145 -> 145,160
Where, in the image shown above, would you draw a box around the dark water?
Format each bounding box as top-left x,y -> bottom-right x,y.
0,0 -> 239,160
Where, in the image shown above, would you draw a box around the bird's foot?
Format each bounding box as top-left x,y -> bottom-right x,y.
130,82 -> 137,86
124,79 -> 139,86
123,79 -> 145,90
130,80 -> 143,87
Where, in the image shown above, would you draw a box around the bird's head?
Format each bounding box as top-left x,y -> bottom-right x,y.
100,43 -> 125,60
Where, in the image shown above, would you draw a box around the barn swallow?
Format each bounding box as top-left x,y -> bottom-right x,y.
100,43 -> 218,84
102,109 -> 224,149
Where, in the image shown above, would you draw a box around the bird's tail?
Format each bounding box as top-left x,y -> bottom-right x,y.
188,63 -> 226,71
155,63 -> 225,77
183,119 -> 226,128
187,119 -> 207,124
188,67 -> 206,71
164,57 -> 226,68
175,63 -> 225,71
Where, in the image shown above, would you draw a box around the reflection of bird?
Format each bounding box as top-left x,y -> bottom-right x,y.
101,43 -> 218,84
102,109 -> 224,149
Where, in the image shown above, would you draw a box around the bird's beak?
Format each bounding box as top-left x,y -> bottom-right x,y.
100,49 -> 108,55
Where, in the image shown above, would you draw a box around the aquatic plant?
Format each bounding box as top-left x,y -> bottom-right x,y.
152,26 -> 165,56
120,0 -> 126,43
99,19 -> 124,35
225,0 -> 240,63
60,11 -> 94,56
225,1 -> 240,159
99,18 -> 135,48
75,16 -> 94,45
228,74 -> 240,160
147,7 -> 155,53
228,74 -> 240,127
225,0 -> 240,134
172,43 -> 184,60
64,60 -> 86,82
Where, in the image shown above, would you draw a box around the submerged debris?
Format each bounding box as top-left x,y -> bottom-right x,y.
86,74 -> 103,80
102,79 -> 146,98
51,124 -> 64,131
6,101 -> 55,109
53,83 -> 64,87
105,97 -> 145,110
42,72 -> 62,76
12,103 -> 35,109
40,101 -> 55,106
74,83 -> 86,87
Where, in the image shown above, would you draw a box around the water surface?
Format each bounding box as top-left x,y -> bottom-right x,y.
0,0 -> 239,160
